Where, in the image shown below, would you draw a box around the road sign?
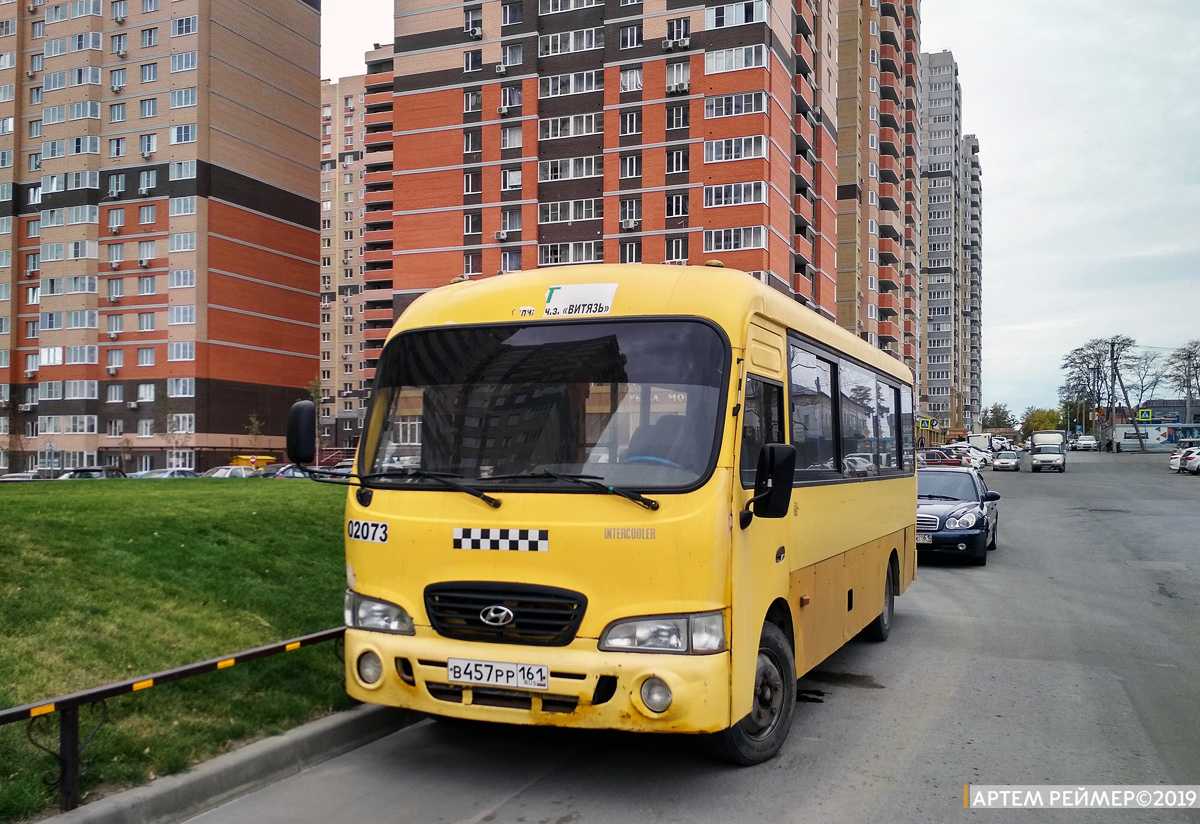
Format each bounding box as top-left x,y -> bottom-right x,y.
1075,425 -> 1082,432
1138,409 -> 1152,421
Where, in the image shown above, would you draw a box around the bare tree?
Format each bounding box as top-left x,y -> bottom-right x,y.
1165,340 -> 1200,425
1121,350 -> 1164,413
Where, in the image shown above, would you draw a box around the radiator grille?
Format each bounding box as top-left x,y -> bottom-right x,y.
424,582 -> 586,647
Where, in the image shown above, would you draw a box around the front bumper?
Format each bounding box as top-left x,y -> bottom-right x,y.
916,528 -> 987,557
343,627 -> 732,733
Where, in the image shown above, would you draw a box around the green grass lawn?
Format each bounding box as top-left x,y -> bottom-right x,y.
0,479 -> 352,822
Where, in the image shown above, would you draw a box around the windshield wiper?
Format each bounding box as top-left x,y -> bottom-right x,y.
490,470 -> 659,511
360,468 -> 501,508
917,493 -> 962,501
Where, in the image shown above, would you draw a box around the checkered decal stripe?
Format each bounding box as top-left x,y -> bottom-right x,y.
453,528 -> 549,552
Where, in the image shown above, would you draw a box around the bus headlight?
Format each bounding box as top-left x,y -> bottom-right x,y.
599,611 -> 726,654
345,590 -> 415,635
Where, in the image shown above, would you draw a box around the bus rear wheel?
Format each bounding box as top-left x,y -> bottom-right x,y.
704,622 -> 795,766
862,560 -> 895,642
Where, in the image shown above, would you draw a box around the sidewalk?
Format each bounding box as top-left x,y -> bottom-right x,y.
45,704 -> 421,824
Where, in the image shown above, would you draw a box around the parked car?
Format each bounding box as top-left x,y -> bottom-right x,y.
841,455 -> 877,477
918,449 -> 966,467
251,463 -> 307,479
57,466 -> 128,480
946,442 -> 992,466
131,468 -> 201,479
916,466 -> 1001,566
201,465 -> 256,478
1168,447 -> 1199,473
1075,435 -> 1098,451
944,445 -> 986,469
325,459 -> 357,476
1182,450 -> 1200,476
991,451 -> 1021,471
0,471 -> 44,482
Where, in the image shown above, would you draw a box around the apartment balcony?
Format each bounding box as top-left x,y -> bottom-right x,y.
364,249 -> 393,265
879,13 -> 901,47
880,44 -> 900,75
901,317 -> 917,337
902,341 -> 916,361
880,71 -> 901,102
877,320 -> 900,344
363,307 -> 393,323
903,295 -> 917,315
876,291 -> 900,318
877,269 -> 899,291
878,179 -> 900,206
879,99 -> 901,131
364,189 -> 394,207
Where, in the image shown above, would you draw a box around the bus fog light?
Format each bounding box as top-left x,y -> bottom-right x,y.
357,651 -> 383,685
641,677 -> 673,713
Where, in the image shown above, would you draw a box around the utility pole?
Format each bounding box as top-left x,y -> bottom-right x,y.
1108,339 -> 1117,453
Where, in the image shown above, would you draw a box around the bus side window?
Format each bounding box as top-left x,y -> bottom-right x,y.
740,376 -> 784,487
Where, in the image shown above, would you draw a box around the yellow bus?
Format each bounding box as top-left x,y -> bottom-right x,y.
287,264 -> 916,764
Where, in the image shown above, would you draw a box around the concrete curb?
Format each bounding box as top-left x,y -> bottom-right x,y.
45,704 -> 421,824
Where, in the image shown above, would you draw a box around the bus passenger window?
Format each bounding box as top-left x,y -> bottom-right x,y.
788,343 -> 836,474
740,376 -> 783,487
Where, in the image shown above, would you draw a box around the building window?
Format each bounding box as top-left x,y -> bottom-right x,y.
464,50 -> 482,72
619,154 -> 642,179
619,241 -> 641,263
666,237 -> 688,262
619,68 -> 642,93
140,63 -> 157,83
500,168 -> 522,190
464,213 -> 482,235
620,111 -> 641,136
619,25 -> 642,49
463,89 -> 481,112
500,125 -> 522,149
666,149 -> 689,174
666,104 -> 689,129
666,193 -> 689,218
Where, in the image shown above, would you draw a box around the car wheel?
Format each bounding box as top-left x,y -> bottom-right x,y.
704,623 -> 796,765
971,544 -> 988,566
862,560 -> 895,642
1033,467 -> 1040,473
1059,466 -> 1065,473
987,520 -> 998,551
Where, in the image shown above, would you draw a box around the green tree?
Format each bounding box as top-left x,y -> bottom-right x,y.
245,412 -> 264,453
981,403 -> 1016,429
1021,408 -> 1061,439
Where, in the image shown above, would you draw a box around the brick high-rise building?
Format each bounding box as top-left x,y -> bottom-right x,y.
918,50 -> 982,433
377,0 -> 840,316
834,0 -> 921,370
0,0 -> 320,474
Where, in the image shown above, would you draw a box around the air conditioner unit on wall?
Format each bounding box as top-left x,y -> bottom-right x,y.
127,401 -> 139,409
497,105 -> 509,116
106,366 -> 118,375
621,218 -> 639,230
138,259 -> 149,267
495,64 -> 506,75
662,40 -> 674,51
494,230 -> 508,241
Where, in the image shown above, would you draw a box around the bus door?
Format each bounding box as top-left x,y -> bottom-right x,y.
729,323 -> 793,717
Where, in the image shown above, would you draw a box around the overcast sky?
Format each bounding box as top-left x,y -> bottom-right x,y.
322,1 -> 1200,415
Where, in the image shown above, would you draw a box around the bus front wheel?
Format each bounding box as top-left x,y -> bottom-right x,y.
704,622 -> 796,766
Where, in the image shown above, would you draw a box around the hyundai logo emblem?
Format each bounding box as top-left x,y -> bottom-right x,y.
480,605 -> 515,626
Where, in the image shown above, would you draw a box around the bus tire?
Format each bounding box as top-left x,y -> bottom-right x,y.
862,560 -> 895,642
704,622 -> 796,766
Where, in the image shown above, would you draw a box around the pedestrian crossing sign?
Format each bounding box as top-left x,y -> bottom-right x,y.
1138,409 -> 1152,421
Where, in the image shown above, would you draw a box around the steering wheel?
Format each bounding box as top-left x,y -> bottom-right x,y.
623,456 -> 682,468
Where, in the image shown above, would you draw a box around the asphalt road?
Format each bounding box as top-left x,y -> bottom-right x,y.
188,451 -> 1200,823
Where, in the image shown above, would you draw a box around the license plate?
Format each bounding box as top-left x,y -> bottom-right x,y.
916,533 -> 932,544
447,657 -> 549,691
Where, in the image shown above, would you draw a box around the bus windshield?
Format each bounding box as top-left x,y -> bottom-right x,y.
364,320 -> 728,490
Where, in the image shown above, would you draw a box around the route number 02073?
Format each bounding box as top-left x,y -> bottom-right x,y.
347,520 -> 388,543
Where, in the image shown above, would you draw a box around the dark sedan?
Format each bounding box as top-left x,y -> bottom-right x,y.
916,466 -> 1000,566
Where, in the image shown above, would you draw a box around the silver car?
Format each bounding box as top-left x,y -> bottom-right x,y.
991,451 -> 1021,471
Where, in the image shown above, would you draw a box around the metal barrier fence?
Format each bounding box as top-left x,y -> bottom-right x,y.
0,627 -> 344,812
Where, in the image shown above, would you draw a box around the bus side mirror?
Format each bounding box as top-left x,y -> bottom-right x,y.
286,400 -> 317,466
739,443 -> 796,529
